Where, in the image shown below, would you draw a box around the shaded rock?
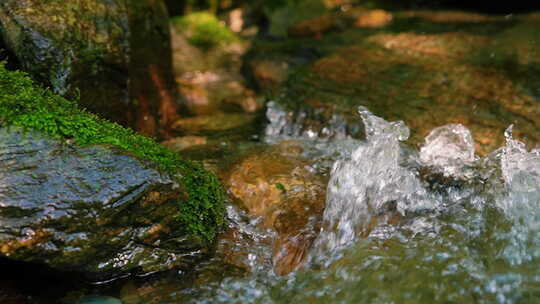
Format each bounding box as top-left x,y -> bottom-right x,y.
226,144 -> 326,275
0,0 -> 178,137
0,127 -> 195,279
0,280 -> 27,304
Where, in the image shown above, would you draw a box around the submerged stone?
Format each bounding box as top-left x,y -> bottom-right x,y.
226,145 -> 326,275
0,0 -> 178,137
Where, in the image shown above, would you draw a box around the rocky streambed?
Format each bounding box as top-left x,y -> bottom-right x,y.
1,0 -> 540,303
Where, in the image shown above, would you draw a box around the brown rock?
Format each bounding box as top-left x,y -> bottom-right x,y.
250,59 -> 290,92
226,145 -> 327,275
172,112 -> 256,135
399,10 -> 502,23
178,83 -> 215,115
161,136 -> 208,152
288,13 -> 338,37
354,9 -> 393,28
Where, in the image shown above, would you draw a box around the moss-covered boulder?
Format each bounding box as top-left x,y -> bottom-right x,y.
0,0 -> 178,137
250,9 -> 540,155
0,64 -> 225,279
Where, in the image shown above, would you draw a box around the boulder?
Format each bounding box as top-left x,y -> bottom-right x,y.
0,127 -> 186,278
0,64 -> 225,280
0,0 -> 178,137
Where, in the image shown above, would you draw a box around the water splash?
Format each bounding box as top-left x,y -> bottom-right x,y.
265,101 -> 362,141
311,107 -> 442,260
419,123 -> 477,178
145,107 -> 540,304
311,108 -> 540,271
495,125 -> 540,266
264,101 -> 362,176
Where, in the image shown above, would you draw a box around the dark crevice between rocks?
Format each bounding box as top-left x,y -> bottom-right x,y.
0,257 -> 85,303
372,0 -> 540,14
0,37 -> 20,71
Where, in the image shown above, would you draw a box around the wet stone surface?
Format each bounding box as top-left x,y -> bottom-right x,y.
0,127 -> 201,280
226,144 -> 327,275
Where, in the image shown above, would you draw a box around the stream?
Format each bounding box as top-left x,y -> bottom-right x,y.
66,102 -> 539,304
2,2 -> 539,303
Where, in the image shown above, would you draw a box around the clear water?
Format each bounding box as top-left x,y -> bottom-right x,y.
62,104 -> 539,303
175,105 -> 540,304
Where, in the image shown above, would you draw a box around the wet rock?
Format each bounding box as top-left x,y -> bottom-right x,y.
0,0 -> 178,137
288,13 -> 340,37
172,112 -> 257,135
161,136 -> 208,152
226,145 -> 326,275
354,9 -> 393,28
248,59 -> 290,92
0,127 -> 206,280
252,11 -> 540,155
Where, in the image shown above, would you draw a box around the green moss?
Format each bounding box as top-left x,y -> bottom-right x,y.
0,63 -> 225,242
171,12 -> 237,49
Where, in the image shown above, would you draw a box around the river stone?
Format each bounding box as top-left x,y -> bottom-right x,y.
0,127 -> 201,280
226,143 -> 326,275
0,0 -> 178,137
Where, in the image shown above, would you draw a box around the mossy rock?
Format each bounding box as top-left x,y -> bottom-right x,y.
0,64 -> 225,279
0,0 -> 178,137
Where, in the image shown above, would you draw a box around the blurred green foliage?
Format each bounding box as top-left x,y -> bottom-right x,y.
172,12 -> 238,49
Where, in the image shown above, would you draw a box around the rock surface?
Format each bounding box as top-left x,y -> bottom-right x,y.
0,0 -> 178,137
0,127 -> 202,280
251,7 -> 540,155
226,144 -> 326,275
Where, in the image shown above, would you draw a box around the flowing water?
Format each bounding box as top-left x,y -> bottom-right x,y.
172,104 -> 540,304
29,103 -> 539,303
